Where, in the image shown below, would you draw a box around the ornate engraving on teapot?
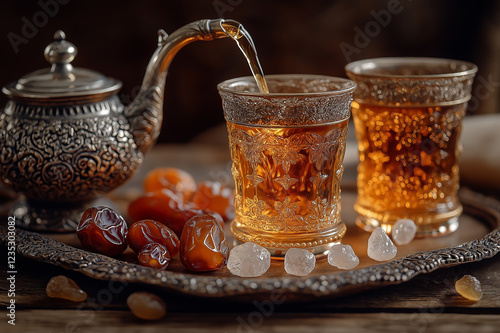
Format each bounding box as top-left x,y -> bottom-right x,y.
0,97 -> 141,202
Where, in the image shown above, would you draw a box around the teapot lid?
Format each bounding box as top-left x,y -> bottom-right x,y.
2,30 -> 122,100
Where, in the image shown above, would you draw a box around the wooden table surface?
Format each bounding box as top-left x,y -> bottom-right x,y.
1,143 -> 500,333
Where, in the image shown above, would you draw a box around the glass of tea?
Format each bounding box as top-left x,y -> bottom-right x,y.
218,75 -> 356,258
345,57 -> 477,237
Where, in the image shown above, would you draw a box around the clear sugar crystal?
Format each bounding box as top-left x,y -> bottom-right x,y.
392,219 -> 417,245
328,244 -> 359,270
367,227 -> 397,261
227,242 -> 271,277
284,248 -> 316,276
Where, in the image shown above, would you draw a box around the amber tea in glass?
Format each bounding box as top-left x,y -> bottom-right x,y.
218,75 -> 356,257
345,58 -> 477,236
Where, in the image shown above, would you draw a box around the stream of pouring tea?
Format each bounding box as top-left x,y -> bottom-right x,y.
221,21 -> 269,94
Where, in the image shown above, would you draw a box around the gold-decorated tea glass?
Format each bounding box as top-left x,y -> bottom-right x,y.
218,75 -> 356,257
345,57 -> 477,237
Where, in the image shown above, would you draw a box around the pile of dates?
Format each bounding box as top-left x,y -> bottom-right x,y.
76,168 -> 233,272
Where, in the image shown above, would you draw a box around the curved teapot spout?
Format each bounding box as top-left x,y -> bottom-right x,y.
125,18 -> 241,155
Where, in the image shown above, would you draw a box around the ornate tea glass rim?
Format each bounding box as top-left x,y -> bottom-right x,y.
218,74 -> 355,126
345,57 -> 477,107
345,57 -> 478,79
217,74 -> 356,97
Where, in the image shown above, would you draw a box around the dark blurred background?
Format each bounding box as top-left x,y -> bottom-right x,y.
0,0 -> 498,143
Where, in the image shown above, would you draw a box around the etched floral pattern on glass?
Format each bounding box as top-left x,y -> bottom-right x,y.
228,120 -> 348,234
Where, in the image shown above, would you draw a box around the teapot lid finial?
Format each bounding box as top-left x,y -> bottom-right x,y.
2,30 -> 121,100
54,30 -> 66,40
44,30 -> 77,70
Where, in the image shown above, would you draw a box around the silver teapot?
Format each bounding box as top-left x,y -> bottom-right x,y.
0,19 -> 240,232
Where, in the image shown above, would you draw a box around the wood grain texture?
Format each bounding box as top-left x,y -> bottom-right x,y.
1,311 -> 499,333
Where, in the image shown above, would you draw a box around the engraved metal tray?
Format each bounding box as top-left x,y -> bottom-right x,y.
1,187 -> 499,301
